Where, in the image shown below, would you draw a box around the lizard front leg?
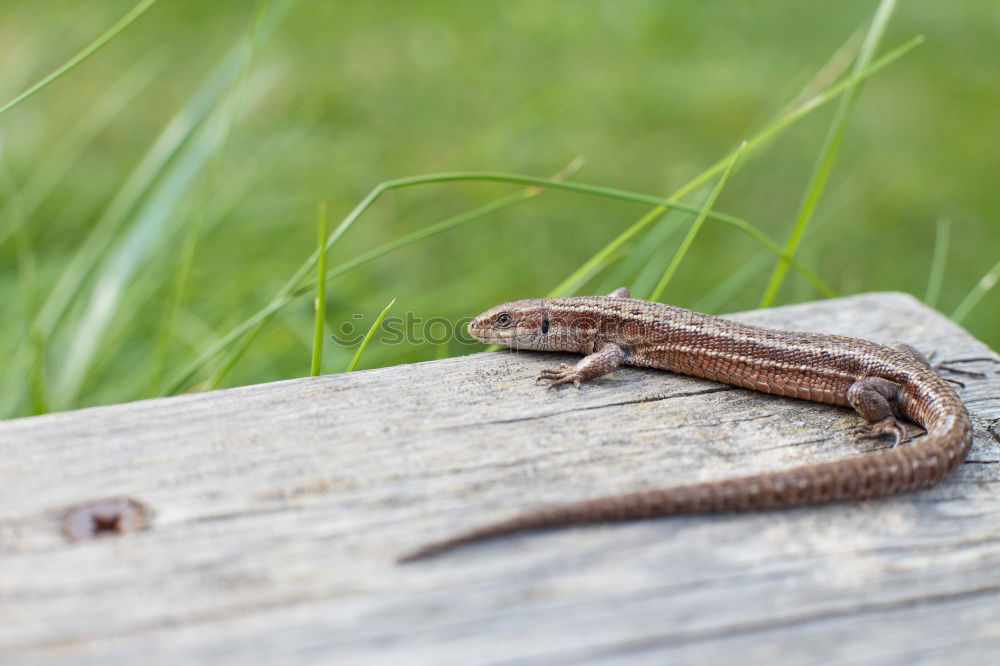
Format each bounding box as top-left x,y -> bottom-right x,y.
537,343 -> 626,390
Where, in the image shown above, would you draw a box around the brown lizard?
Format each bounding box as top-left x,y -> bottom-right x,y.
399,288 -> 972,562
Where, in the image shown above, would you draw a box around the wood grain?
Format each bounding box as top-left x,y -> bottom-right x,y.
1,292 -> 998,665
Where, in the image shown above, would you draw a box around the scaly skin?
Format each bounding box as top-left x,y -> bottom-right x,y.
399,289 -> 972,562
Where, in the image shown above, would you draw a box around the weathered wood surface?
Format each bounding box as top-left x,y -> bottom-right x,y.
1,292 -> 999,665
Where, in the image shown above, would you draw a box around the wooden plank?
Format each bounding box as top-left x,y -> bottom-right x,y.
1,292 -> 998,665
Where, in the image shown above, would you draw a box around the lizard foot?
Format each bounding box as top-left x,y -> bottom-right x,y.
852,417 -> 911,447
929,358 -> 986,390
536,364 -> 583,390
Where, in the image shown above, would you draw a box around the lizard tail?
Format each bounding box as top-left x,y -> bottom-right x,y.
397,496 -> 647,563
399,398 -> 971,564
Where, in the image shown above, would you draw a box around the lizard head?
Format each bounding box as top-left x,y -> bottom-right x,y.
468,298 -> 597,353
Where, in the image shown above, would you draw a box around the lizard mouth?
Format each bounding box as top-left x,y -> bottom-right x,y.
467,321 -> 512,345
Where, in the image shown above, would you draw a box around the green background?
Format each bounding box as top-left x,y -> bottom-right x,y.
1,1 -> 997,417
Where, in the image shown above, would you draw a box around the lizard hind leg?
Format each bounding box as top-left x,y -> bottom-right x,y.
846,376 -> 912,447
891,342 -> 932,369
891,341 -> 986,385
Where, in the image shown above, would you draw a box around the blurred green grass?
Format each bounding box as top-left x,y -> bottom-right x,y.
0,0 -> 997,417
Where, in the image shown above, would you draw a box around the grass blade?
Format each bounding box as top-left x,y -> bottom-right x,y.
550,205 -> 667,298
549,33 -> 922,299
54,59 -> 278,406
34,2 -> 292,341
606,204 -> 692,297
0,58 -> 160,250
605,24 -> 868,302
147,1 -> 274,395
0,0 -> 160,117
311,202 -> 328,376
924,218 -> 950,307
650,142 -> 746,302
346,299 -> 396,372
164,168 -> 833,395
586,24 -> 865,300
34,46 -> 246,338
760,0 -> 898,307
344,172 -> 830,287
183,160 -> 585,394
169,188 -> 532,394
1,165 -> 46,414
693,254 -> 771,314
54,110 -> 236,405
2,55 -> 160,414
773,27 -> 866,123
951,257 -> 1000,324
690,182 -> 854,314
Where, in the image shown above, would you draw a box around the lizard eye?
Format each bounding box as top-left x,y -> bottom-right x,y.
495,312 -> 514,328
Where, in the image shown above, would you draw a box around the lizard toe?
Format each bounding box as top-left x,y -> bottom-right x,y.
544,373 -> 583,391
852,417 -> 911,447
